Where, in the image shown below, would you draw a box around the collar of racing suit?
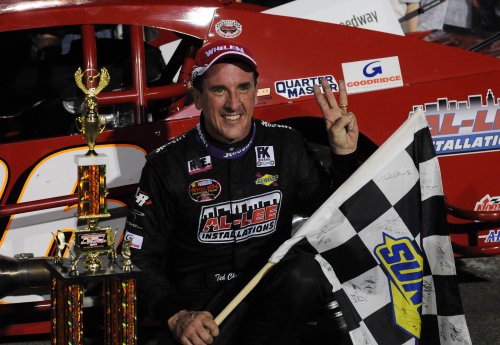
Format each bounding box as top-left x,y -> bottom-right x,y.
194,114 -> 257,159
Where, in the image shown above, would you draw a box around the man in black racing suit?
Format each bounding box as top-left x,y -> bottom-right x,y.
126,40 -> 359,345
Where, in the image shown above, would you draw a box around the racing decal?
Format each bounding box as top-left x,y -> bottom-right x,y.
474,194 -> 500,211
135,187 -> 152,207
342,56 -> 403,94
255,146 -> 275,167
275,75 -> 338,99
480,230 -> 500,243
198,191 -> 282,243
414,90 -> 500,156
124,231 -> 144,249
189,179 -> 222,202
215,20 -> 242,38
188,155 -> 213,175
255,173 -> 279,186
374,233 -> 423,339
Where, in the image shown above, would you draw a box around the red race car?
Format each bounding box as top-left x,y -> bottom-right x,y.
0,0 -> 498,339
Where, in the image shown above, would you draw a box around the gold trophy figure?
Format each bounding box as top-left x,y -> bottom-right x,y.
74,68 -> 110,156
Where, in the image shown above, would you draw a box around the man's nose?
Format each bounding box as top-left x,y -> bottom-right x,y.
224,91 -> 241,111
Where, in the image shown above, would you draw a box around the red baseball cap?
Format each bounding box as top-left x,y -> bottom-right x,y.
192,40 -> 258,81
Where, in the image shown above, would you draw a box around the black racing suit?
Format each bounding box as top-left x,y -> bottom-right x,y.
126,118 -> 358,343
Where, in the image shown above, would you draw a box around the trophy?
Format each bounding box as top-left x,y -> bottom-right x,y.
45,67 -> 138,345
70,67 -> 115,275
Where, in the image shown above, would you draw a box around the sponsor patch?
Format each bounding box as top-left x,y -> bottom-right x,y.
215,19 -> 242,38
198,191 -> 282,243
135,187 -> 152,207
188,155 -> 212,175
374,233 -> 423,338
342,56 -> 403,94
414,90 -> 500,156
255,173 -> 278,186
189,179 -> 221,202
124,231 -> 144,249
255,146 -> 275,167
275,75 -> 338,99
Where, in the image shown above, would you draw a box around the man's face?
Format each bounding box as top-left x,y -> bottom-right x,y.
192,62 -> 257,144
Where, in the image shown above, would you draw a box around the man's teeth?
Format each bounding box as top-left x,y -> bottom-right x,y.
224,115 -> 241,121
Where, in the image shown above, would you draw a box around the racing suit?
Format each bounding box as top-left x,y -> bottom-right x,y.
126,117 -> 358,342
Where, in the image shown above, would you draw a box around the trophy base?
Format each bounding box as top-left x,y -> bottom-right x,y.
45,255 -> 140,283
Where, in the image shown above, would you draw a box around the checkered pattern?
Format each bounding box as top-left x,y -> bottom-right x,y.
270,111 -> 471,345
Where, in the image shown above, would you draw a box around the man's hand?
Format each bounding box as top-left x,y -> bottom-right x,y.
313,79 -> 359,155
168,310 -> 219,345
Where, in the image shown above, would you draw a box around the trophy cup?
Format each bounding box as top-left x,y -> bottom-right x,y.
74,68 -> 109,156
45,67 -> 138,345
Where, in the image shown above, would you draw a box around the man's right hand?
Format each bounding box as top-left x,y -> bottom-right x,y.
168,310 -> 220,345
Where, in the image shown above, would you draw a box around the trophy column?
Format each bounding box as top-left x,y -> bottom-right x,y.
46,67 -> 139,345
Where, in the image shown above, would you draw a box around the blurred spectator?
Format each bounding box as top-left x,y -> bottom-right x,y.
389,0 -> 421,32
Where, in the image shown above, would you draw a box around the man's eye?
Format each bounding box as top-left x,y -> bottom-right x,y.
212,88 -> 226,95
238,85 -> 250,93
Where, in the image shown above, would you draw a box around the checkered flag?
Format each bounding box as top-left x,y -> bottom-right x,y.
270,110 -> 472,345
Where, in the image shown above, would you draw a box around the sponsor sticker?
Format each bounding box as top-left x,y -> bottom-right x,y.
342,56 -> 403,94
215,19 -> 242,38
255,173 -> 278,186
255,146 -> 275,167
481,230 -> 500,243
275,75 -> 338,99
415,90 -> 500,156
188,155 -> 212,175
198,191 -> 281,243
474,194 -> 500,212
257,88 -> 271,97
135,187 -> 151,207
374,233 -> 423,338
189,179 -> 222,202
124,231 -> 144,249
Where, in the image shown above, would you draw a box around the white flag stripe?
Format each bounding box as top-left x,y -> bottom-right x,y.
423,235 -> 457,276
374,150 -> 419,206
437,315 -> 472,345
419,157 -> 444,201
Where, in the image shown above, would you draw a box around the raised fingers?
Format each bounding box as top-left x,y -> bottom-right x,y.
338,80 -> 348,114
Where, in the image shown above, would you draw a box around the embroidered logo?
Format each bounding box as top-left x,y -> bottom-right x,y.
189,179 -> 222,202
255,173 -> 278,186
255,146 -> 275,167
188,155 -> 213,175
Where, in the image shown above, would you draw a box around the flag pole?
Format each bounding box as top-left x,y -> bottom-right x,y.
214,262 -> 275,326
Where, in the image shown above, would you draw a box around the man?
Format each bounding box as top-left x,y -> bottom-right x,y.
126,40 -> 359,345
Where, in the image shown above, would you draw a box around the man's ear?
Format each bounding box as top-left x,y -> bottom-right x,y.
254,81 -> 259,104
191,85 -> 202,110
